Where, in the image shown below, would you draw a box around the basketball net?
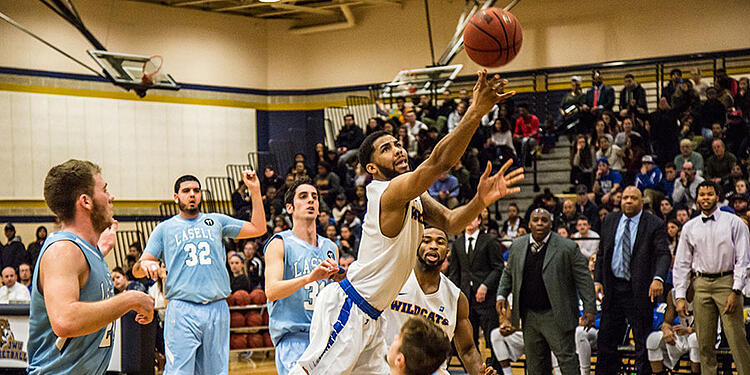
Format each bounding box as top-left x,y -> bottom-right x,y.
141,55 -> 163,85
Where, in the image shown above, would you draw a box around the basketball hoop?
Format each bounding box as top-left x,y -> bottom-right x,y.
141,55 -> 163,85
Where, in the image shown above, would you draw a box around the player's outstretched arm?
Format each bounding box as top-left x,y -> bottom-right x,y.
454,292 -> 490,375
264,238 -> 338,301
237,170 -> 268,239
381,71 -> 515,212
423,160 -> 523,235
39,242 -> 155,338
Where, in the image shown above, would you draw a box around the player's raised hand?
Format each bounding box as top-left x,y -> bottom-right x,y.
98,220 -> 118,256
477,160 -> 524,206
307,258 -> 339,283
472,69 -> 515,114
242,170 -> 261,193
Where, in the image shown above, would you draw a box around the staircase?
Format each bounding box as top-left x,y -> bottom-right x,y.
491,137 -> 572,220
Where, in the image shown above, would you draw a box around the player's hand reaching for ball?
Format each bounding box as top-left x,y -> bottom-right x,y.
242,170 -> 261,193
471,70 -> 515,114
307,258 -> 339,283
477,160 -> 524,206
126,290 -> 155,325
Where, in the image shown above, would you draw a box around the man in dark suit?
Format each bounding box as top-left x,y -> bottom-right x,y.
583,70 -> 615,113
496,208 -> 596,375
448,216 -> 504,369
594,186 -> 671,374
619,73 -> 648,117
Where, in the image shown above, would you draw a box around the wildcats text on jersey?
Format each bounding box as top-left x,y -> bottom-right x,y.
174,227 -> 215,247
390,300 -> 449,326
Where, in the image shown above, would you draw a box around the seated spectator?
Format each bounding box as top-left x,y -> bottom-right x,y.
556,227 -> 570,238
649,99 -> 680,165
619,73 -> 648,117
735,77 -> 750,120
729,179 -> 750,201
724,109 -> 747,156
571,134 -> 596,191
338,209 -> 363,240
590,120 -> 609,150
263,186 -> 284,217
290,161 -> 312,181
523,188 -> 562,224
604,190 -> 623,213
416,94 -> 438,122
670,78 -> 700,115
480,207 -> 500,235
447,101 -> 467,134
571,216 -> 600,259
729,195 -> 749,223
331,193 -> 352,223
3,223 -> 29,270
595,135 -> 624,172
316,210 -> 334,236
704,139 -> 737,184
501,203 -> 525,239
325,224 -> 338,244
598,206 -> 610,224
635,155 -> 664,207
661,68 -> 682,102
339,253 -> 355,272
351,185 -> 367,219
228,254 -> 251,293
18,263 -> 31,293
111,267 -> 144,294
314,161 -> 343,207
513,103 -> 540,167
335,114 -> 365,165
397,125 -> 419,161
365,117 -> 384,137
337,226 -> 359,259
583,70 -> 615,113
437,89 -> 457,118
621,131 -> 647,185
657,198 -> 676,222
614,117 -> 641,149
722,163 -> 746,199
554,199 -> 578,234
403,109 -> 428,138
698,87 -> 727,137
674,139 -> 704,175
674,208 -> 691,226
593,158 -> 622,205
428,172 -> 460,209
715,72 -> 737,107
242,240 -> 264,290
261,166 -> 284,195
26,225 -> 47,270
231,179 -> 252,220
484,118 -> 516,167
0,266 -> 29,303
690,67 -> 709,100
666,220 -> 680,255
661,163 -> 677,198
575,184 -> 601,231
451,160 -> 473,204
672,161 -> 704,210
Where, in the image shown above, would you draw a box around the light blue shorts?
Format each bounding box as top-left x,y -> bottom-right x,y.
164,299 -> 229,375
275,332 -> 310,375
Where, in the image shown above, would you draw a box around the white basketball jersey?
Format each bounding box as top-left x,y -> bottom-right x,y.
383,271 -> 461,372
347,179 -> 424,311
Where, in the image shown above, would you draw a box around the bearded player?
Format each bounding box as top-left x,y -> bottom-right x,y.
133,172 -> 266,374
290,70 -> 523,374
383,227 -> 497,375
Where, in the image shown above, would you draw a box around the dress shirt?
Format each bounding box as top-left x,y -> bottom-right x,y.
497,232 -> 551,301
465,230 -> 479,254
0,282 -> 30,303
673,208 -> 750,299
602,211 -> 663,284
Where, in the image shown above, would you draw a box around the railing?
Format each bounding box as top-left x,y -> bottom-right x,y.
204,177 -> 233,216
114,230 -> 144,268
226,164 -> 252,186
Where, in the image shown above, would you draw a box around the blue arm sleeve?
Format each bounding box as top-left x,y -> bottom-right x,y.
215,214 -> 244,238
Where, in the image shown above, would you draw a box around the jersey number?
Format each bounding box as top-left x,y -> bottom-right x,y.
99,321 -> 114,348
183,242 -> 212,266
303,281 -> 325,310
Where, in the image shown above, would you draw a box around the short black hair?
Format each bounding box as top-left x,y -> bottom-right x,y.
670,68 -> 682,76
344,114 -> 355,121
358,130 -> 390,168
697,180 -> 720,196
576,215 -> 590,224
517,103 -> 529,110
624,73 -> 635,80
284,177 -> 317,207
174,175 -> 200,194
664,162 -> 676,170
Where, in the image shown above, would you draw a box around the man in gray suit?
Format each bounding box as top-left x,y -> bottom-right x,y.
496,208 -> 596,375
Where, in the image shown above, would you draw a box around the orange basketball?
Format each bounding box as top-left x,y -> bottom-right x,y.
233,290 -> 251,306
262,331 -> 273,348
226,294 -> 236,307
249,289 -> 266,305
464,8 -> 523,67
261,310 -> 269,325
247,333 -> 264,348
230,312 -> 246,328
245,311 -> 263,327
230,334 -> 247,349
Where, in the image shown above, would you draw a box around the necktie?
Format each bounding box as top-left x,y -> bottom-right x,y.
467,237 -> 474,256
621,218 -> 632,280
531,241 -> 543,254
593,86 -> 600,107
702,215 -> 715,223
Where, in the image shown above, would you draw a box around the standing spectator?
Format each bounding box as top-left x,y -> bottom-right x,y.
661,68 -> 682,102
672,161 -> 704,209
428,172 -> 460,209
724,110 -> 747,157
496,208 -> 596,375
448,217 -> 505,369
335,114 -> 365,165
26,225 -> 47,271
619,73 -> 648,117
734,77 -> 750,120
595,135 -> 624,172
571,135 -> 596,190
571,216 -> 600,259
2,224 -> 29,270
594,186 -> 671,375
593,158 -> 622,205
513,103 -> 540,167
704,139 -> 737,184
635,155 -> 664,207
231,180 -> 252,220
673,181 -> 750,374
314,161 -> 343,208
501,203 -> 525,239
447,101 -> 467,134
583,70 -> 615,113
674,139 -> 704,175
0,266 -> 30,303
650,98 -> 681,166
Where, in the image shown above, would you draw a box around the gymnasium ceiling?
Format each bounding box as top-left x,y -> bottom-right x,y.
126,0 -> 402,21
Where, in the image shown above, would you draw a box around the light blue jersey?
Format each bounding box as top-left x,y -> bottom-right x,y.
145,213 -> 242,303
28,231 -> 115,375
264,230 -> 338,345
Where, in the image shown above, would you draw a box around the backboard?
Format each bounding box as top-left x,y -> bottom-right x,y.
88,50 -> 179,97
379,64 -> 463,99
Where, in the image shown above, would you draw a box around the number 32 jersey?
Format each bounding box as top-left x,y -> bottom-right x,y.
145,213 -> 243,303
263,230 -> 338,345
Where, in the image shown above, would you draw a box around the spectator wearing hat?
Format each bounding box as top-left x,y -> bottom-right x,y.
593,157 -> 622,205
619,73 -> 648,117
704,139 -> 737,185
428,172 -> 460,209
635,155 -> 664,207
595,134 -> 624,172
674,139 -> 704,175
576,184 -> 601,232
2,224 -> 29,271
331,193 -> 352,223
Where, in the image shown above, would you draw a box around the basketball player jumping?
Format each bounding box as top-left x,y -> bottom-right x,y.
133,172 -> 266,374
264,178 -> 342,375
29,160 -> 155,374
383,227 -> 497,375
290,70 -> 522,374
